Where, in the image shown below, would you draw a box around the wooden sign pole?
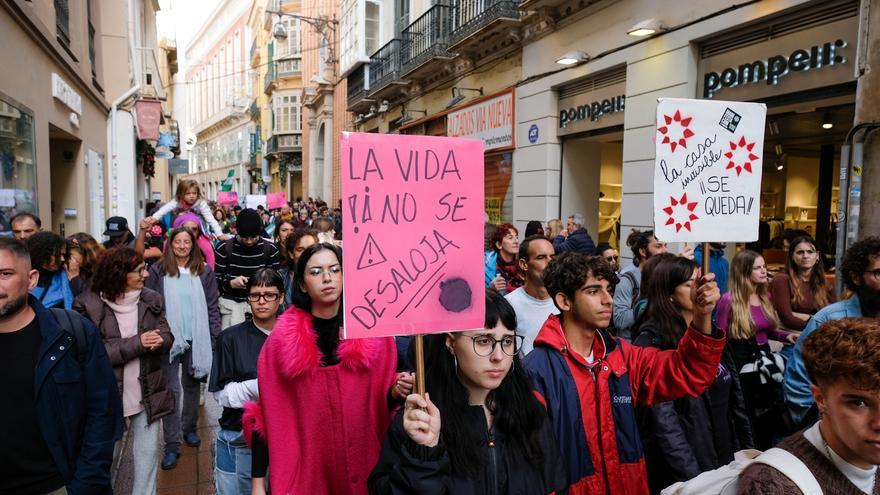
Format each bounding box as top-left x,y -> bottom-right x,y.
414,334 -> 426,397
701,242 -> 711,279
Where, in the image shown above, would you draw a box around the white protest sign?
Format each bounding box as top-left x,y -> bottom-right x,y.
653,98 -> 766,242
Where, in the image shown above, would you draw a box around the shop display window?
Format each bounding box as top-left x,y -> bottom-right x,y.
0,96 -> 38,226
484,151 -> 512,225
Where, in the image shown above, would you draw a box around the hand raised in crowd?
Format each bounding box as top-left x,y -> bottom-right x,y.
690,270 -> 720,334
678,242 -> 695,260
139,218 -> 153,231
391,371 -> 415,400
139,330 -> 164,351
491,274 -> 506,293
403,393 -> 441,448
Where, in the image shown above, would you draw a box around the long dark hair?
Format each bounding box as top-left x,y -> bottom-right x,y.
159,228 -> 205,277
785,235 -> 830,308
418,291 -> 547,478
633,256 -> 696,348
290,242 -> 342,312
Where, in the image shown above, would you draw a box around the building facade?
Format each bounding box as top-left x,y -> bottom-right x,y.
183,0 -> 254,200
1,0 -> 168,239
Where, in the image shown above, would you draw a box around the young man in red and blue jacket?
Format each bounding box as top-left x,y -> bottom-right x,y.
523,252 -> 725,495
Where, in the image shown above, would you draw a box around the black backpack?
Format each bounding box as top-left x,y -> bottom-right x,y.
50,308 -> 88,366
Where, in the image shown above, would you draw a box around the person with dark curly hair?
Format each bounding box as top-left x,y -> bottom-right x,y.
523,252 -> 725,495
74,247 -> 174,495
785,236 -> 880,430
26,232 -> 74,309
484,223 -> 522,295
740,317 -> 880,494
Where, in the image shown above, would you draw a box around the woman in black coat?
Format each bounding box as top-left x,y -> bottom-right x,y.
631,256 -> 753,493
369,291 -> 568,495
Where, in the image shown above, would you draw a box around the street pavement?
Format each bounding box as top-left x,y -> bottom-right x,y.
113,392 -> 222,495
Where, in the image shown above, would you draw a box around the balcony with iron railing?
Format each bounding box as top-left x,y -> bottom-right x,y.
401,3 -> 455,79
346,63 -> 374,113
264,61 -> 277,94
250,39 -> 260,68
368,39 -> 408,100
249,99 -> 260,120
448,0 -> 522,52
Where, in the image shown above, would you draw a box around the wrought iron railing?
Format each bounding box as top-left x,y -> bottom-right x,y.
402,3 -> 453,74
449,0 -> 521,46
368,39 -> 403,93
267,135 -> 278,154
264,62 -> 276,93
347,64 -> 369,107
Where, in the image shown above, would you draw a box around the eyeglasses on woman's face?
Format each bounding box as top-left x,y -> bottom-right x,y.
247,291 -> 280,302
465,334 -> 525,357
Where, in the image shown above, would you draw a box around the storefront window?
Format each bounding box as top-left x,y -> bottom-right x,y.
0,96 -> 38,224
484,152 -> 513,225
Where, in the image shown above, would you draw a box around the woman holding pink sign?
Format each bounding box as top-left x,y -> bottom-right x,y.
242,242 -> 413,495
368,291 -> 568,494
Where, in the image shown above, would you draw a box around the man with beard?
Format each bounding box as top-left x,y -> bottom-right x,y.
0,237 -> 121,494
785,236 -> 880,429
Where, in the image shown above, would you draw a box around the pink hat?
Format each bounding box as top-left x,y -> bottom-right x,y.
173,212 -> 202,229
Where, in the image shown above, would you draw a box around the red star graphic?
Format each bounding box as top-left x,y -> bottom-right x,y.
657,110 -> 695,153
662,193 -> 699,232
724,136 -> 759,176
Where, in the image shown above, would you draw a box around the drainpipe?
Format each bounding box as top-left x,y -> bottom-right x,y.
107,0 -> 141,216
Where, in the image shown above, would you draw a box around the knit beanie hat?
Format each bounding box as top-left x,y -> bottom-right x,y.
525,220 -> 545,237
236,208 -> 262,237
173,212 -> 202,229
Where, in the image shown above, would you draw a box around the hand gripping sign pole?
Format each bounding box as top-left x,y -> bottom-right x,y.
340,132 -> 485,400
653,98 -> 766,270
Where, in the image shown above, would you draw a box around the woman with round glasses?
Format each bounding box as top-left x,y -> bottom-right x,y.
145,227 -> 221,469
369,290 -> 568,494
244,243 -> 408,495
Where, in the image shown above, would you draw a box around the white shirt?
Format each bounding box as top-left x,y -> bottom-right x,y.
505,287 -> 559,356
804,421 -> 877,494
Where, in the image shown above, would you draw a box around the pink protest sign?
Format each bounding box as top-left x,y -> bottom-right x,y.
341,132 -> 485,339
217,191 -> 238,207
267,191 -> 287,210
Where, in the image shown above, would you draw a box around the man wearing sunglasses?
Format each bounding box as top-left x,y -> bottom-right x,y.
209,268 -> 283,495
785,236 -> 880,430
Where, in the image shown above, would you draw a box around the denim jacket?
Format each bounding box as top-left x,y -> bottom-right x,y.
783,295 -> 862,426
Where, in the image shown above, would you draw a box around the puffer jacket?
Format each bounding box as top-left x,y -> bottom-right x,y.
633,321 -> 753,493
551,227 -> 596,255
523,314 -> 725,495
74,288 -> 175,423
369,405 -> 569,495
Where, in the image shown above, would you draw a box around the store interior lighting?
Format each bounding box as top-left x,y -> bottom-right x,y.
627,18 -> 664,37
822,112 -> 833,129
555,50 -> 590,66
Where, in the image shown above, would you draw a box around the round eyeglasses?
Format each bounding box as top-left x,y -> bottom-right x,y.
465,334 -> 525,357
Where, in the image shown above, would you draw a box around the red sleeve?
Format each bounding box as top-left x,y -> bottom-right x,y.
626,325 -> 726,407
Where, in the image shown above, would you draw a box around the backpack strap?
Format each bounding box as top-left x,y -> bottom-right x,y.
751,447 -> 823,494
50,308 -> 87,366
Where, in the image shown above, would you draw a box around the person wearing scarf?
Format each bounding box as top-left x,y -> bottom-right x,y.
73,247 -> 174,495
173,212 -> 217,269
27,232 -> 74,309
146,227 -> 221,470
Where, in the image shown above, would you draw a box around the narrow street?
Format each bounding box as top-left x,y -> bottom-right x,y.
113,395 -> 222,495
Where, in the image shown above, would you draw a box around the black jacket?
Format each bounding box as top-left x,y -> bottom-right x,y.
633,321 -> 753,493
368,405 -> 568,495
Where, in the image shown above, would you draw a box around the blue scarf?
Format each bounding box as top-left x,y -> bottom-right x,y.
30,270 -> 74,309
163,268 -> 212,378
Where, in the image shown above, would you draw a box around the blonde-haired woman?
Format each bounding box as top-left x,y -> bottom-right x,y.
716,250 -> 797,449
546,218 -> 563,240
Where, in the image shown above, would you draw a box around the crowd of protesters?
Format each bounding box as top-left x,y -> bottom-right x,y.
2,183 -> 880,495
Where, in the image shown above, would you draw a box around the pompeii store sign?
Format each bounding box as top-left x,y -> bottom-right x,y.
699,15 -> 857,100
557,80 -> 626,137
